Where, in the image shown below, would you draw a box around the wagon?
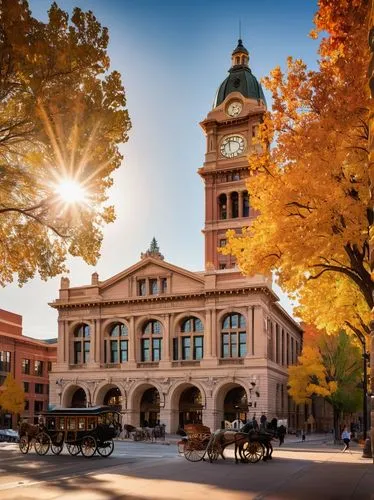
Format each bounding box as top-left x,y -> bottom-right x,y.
19,406 -> 121,458
181,423 -> 265,464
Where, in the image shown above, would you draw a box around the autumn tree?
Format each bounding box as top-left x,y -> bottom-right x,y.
0,0 -> 131,286
288,327 -> 362,440
0,373 -> 25,420
220,1 -> 373,327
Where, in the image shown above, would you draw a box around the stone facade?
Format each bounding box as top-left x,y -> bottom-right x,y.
49,41 -> 303,433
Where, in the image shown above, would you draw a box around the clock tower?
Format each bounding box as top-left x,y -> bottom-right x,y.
199,40 -> 266,271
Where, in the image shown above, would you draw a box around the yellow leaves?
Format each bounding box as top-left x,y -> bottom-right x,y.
224,0 -> 373,324
288,330 -> 362,409
0,374 -> 25,415
0,0 -> 131,286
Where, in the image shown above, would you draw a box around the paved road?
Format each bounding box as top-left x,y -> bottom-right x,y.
0,440 -> 373,499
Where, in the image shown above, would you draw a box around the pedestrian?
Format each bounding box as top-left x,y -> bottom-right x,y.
260,414 -> 267,430
341,427 -> 351,452
252,416 -> 259,430
302,432 -> 306,442
278,424 -> 286,446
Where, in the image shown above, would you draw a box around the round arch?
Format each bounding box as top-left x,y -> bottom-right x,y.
94,382 -> 125,409
101,318 -> 129,335
169,382 -> 205,430
214,381 -> 250,429
134,315 -> 166,334
61,383 -> 89,408
128,382 -> 163,427
171,312 -> 206,331
216,308 -> 247,326
67,320 -> 93,336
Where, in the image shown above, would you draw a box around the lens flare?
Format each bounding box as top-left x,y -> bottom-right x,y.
56,179 -> 86,204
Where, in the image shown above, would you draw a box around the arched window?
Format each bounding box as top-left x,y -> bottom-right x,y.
174,317 -> 204,361
235,56 -> 240,65
231,192 -> 239,218
73,324 -> 90,364
221,313 -> 246,358
141,320 -> 162,362
105,323 -> 128,364
243,191 -> 250,217
218,194 -> 227,220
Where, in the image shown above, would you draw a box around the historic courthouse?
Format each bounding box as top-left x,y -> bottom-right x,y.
49,40 -> 303,432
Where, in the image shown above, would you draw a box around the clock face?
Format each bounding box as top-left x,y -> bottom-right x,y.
227,101 -> 242,117
220,134 -> 246,158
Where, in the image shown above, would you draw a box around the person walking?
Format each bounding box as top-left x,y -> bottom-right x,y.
278,424 -> 286,446
341,427 -> 351,452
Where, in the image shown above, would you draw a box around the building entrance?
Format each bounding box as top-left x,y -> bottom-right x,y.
179,386 -> 203,428
224,386 -> 247,425
104,387 -> 122,412
140,388 -> 160,427
71,388 -> 87,408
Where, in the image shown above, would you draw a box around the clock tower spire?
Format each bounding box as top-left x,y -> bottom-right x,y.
199,40 -> 266,271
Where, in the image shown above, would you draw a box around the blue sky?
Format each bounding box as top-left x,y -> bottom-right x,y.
0,0 -> 319,338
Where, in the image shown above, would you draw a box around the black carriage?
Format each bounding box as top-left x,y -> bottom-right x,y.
19,406 -> 121,458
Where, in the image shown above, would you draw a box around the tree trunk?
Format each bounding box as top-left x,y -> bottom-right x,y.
333,407 -> 341,443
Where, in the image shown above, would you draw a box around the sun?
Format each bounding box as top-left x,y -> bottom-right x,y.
56,179 -> 87,204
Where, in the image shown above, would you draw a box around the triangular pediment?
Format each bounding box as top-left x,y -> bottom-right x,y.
100,257 -> 204,299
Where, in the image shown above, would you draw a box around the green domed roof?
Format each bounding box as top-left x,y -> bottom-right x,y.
213,40 -> 266,108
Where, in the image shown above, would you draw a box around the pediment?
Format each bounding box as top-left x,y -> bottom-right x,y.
100,257 -> 205,299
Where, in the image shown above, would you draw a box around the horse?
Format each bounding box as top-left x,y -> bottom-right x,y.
239,422 -> 275,461
151,424 -> 165,442
212,423 -> 274,463
123,424 -> 136,439
210,429 -> 250,464
18,420 -> 40,447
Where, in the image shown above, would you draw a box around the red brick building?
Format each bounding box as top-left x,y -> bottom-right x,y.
0,308 -> 57,428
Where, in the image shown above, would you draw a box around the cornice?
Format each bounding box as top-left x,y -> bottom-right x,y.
49,285 -> 276,310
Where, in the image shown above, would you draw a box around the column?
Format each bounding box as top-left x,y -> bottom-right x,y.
163,314 -> 170,362
205,309 -> 212,358
227,192 -> 232,219
90,319 -> 96,364
57,319 -> 65,364
64,321 -> 69,365
211,309 -> 217,358
95,319 -> 101,364
129,316 -> 136,363
239,191 -> 243,217
246,306 -> 253,357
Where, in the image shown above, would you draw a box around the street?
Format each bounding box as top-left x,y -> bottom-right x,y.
0,439 -> 374,499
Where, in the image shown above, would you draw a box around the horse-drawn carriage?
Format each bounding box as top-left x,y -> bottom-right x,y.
19,406 -> 121,458
180,423 -> 273,464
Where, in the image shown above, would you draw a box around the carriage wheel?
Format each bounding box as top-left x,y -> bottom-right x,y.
34,432 -> 50,456
66,443 -> 81,456
96,439 -> 114,458
242,441 -> 264,464
81,436 -> 97,458
19,436 -> 29,454
183,440 -> 206,462
51,442 -> 64,455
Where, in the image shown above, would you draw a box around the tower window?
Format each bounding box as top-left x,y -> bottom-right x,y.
235,56 -> 240,65
243,191 -> 250,217
231,192 -> 239,218
218,194 -> 227,220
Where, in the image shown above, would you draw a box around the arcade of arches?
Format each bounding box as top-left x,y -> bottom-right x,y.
60,381 -> 303,432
